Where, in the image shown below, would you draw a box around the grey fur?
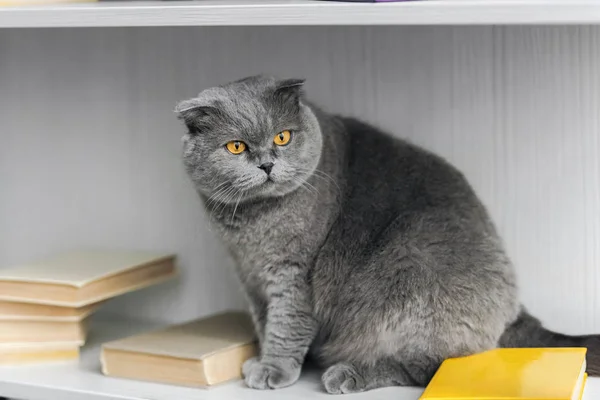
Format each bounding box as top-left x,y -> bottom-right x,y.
176,75 -> 600,393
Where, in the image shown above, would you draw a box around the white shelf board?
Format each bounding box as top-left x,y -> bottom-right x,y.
0,317 -> 598,400
0,316 -> 425,400
2,0 -> 600,28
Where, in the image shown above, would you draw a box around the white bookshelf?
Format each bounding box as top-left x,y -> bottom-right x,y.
2,0 -> 600,28
2,0 -> 600,399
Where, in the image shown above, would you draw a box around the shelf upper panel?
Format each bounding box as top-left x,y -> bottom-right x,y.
2,0 -> 600,28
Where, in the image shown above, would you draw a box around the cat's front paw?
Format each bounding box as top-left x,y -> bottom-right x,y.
322,363 -> 366,394
242,357 -> 301,390
242,356 -> 260,378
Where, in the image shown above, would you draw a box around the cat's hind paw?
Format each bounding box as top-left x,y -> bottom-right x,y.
322,363 -> 366,394
242,357 -> 301,390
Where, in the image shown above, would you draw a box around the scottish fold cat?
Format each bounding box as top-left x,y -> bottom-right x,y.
176,75 -> 600,393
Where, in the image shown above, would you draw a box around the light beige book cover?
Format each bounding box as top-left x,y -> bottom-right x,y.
0,300 -> 101,322
0,0 -> 96,6
101,311 -> 258,387
0,250 -> 177,307
0,318 -> 88,344
0,342 -> 80,365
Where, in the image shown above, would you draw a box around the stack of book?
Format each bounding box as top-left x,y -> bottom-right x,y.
0,250 -> 177,365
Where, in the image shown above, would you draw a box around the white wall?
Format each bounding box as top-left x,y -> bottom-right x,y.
1,26 -> 599,335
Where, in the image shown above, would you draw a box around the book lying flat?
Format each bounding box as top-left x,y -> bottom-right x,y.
0,300 -> 100,322
420,348 -> 587,400
0,250 -> 177,307
101,311 -> 258,387
0,319 -> 88,344
0,342 -> 80,365
0,0 -> 95,5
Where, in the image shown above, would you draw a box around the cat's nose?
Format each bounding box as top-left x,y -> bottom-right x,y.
258,162 -> 274,175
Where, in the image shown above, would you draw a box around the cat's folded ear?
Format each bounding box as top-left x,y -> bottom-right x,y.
174,98 -> 217,134
274,78 -> 305,106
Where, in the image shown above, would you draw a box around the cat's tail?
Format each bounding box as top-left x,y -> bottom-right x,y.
499,307 -> 600,376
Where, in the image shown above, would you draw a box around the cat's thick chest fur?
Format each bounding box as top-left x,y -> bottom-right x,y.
209,186 -> 337,297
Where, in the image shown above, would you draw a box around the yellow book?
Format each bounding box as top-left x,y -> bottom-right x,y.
0,250 -> 177,307
420,348 -> 587,400
101,311 -> 258,387
0,342 -> 80,365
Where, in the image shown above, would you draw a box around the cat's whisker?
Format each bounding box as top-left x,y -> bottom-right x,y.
207,184 -> 230,202
207,179 -> 228,193
234,176 -> 263,191
209,186 -> 237,220
206,184 -> 233,209
301,180 -> 320,195
290,173 -> 320,194
297,168 -> 341,195
238,174 -> 255,183
222,186 -> 242,209
313,169 -> 342,192
218,193 -> 241,222
204,184 -> 231,232
230,189 -> 244,224
293,177 -> 319,197
218,187 -> 238,209
213,181 -> 229,191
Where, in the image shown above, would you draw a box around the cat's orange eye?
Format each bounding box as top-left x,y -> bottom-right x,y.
226,141 -> 246,154
274,130 -> 292,146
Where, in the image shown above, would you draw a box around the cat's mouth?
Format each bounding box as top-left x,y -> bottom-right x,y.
241,176 -> 274,194
254,175 -> 281,194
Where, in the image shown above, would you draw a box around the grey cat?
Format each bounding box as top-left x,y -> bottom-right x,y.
176,75 -> 600,393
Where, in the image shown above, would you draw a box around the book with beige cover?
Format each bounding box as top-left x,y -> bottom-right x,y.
0,342 -> 80,365
0,319 -> 88,344
101,311 -> 258,387
0,0 -> 96,5
0,250 -> 177,307
0,300 -> 100,321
